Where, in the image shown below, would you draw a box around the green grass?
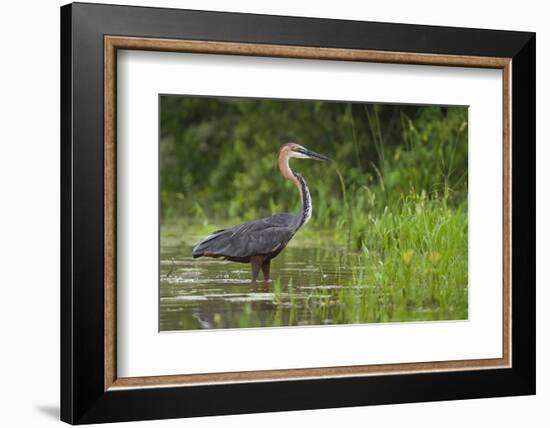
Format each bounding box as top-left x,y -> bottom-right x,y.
334,191 -> 468,323
295,191 -> 467,324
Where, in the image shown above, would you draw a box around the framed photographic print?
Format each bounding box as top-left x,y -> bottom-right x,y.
60,2 -> 535,424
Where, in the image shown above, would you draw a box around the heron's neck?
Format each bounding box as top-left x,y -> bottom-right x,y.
293,172 -> 312,226
278,152 -> 312,225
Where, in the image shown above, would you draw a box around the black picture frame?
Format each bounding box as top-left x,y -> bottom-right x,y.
61,2 -> 535,424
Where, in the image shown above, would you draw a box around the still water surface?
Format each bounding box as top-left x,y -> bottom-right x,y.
161,245 -> 354,331
159,240 -> 438,331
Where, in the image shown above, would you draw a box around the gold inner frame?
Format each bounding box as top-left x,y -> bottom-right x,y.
104,35 -> 512,391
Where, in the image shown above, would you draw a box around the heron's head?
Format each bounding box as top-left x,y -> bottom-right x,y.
280,143 -> 330,161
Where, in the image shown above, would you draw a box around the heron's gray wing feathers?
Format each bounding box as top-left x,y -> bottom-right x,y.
192,213 -> 299,258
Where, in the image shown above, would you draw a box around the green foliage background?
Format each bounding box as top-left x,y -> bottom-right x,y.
160,96 -> 467,238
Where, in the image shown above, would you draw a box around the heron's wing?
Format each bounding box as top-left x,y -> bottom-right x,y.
192,214 -> 298,258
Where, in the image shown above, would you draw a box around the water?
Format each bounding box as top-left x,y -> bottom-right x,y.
159,243 -> 377,331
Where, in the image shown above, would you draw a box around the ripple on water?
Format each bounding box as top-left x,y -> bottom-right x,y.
299,284 -> 372,290
224,293 -> 275,302
163,276 -> 250,285
162,295 -> 209,302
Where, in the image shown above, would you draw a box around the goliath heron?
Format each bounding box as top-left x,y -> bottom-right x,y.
192,143 -> 330,283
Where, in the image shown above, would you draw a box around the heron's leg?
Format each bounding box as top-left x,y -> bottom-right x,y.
250,256 -> 263,283
261,259 -> 271,283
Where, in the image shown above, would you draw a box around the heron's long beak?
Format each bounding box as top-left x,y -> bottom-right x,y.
299,147 -> 331,161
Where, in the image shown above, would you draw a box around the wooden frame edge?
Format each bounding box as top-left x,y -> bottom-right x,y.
103,35 -> 512,391
104,37 -> 117,390
106,35 -> 511,68
110,358 -> 508,390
